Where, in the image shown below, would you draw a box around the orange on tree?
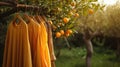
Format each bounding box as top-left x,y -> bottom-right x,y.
55,32 -> 61,38
71,1 -> 76,7
66,29 -> 73,34
63,17 -> 70,24
88,9 -> 94,14
64,29 -> 73,37
65,32 -> 70,37
60,30 -> 64,35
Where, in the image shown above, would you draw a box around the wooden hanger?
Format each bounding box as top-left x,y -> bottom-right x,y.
12,13 -> 25,25
34,15 -> 41,23
23,13 -> 32,23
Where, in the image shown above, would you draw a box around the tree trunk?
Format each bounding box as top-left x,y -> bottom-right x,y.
83,37 -> 93,67
83,28 -> 94,67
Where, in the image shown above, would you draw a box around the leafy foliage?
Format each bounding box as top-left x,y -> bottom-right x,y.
76,1 -> 120,38
104,2 -> 120,37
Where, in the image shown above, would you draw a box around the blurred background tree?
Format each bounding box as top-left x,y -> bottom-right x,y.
75,1 -> 120,67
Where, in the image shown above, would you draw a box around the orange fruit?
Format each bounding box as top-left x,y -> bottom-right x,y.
63,17 -> 70,23
71,1 -> 76,6
88,9 -> 94,14
65,33 -> 70,37
64,29 -> 73,37
74,13 -> 79,17
60,30 -> 64,35
56,32 -> 61,38
66,29 -> 73,34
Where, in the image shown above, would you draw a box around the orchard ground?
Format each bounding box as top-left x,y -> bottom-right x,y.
55,47 -> 120,67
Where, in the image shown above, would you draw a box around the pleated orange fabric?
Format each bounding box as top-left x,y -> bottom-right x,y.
3,14 -> 52,67
41,16 -> 56,62
2,15 -> 32,67
35,16 -> 51,67
26,15 -> 48,67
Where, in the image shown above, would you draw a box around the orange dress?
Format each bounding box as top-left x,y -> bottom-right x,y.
26,16 -> 47,67
2,15 -> 32,67
35,16 -> 51,67
41,16 -> 56,62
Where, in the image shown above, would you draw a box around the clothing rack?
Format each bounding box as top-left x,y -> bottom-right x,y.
0,1 -> 47,18
0,2 -> 56,67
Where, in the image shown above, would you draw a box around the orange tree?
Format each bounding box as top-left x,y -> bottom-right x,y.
76,9 -> 108,67
75,1 -> 120,67
45,1 -> 103,67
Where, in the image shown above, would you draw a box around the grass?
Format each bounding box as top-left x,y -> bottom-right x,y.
55,47 -> 120,67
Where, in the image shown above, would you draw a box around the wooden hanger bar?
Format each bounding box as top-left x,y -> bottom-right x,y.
0,1 -> 42,11
0,1 -> 46,18
0,1 -> 40,8
0,2 -> 15,7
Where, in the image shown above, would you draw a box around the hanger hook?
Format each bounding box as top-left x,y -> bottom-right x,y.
38,6 -> 40,15
39,6 -> 42,15
32,6 -> 34,15
16,4 -> 19,12
37,7 -> 39,15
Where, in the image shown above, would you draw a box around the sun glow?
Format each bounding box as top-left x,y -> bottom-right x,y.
98,0 -> 117,5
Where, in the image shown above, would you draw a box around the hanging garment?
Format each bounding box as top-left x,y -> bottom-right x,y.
41,15 -> 56,67
44,18 -> 56,67
41,16 -> 56,62
25,14 -> 47,67
35,16 -> 51,67
2,14 -> 32,67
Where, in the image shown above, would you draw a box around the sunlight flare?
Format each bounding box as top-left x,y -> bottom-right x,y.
98,0 -> 117,5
